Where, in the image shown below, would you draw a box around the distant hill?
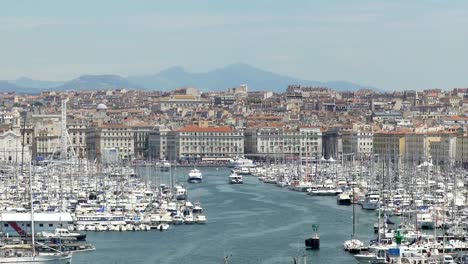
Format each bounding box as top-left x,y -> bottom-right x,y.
53,75 -> 142,91
11,77 -> 63,89
128,63 -> 377,92
0,63 -> 378,93
0,81 -> 38,94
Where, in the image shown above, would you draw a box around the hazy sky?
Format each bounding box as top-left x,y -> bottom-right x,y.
1,0 -> 468,90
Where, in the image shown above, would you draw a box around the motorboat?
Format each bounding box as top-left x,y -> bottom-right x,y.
361,193 -> 380,210
228,157 -> 256,168
41,228 -> 87,241
228,173 -> 243,184
187,169 -> 203,183
337,193 -> 352,205
195,215 -> 207,224
174,185 -> 187,200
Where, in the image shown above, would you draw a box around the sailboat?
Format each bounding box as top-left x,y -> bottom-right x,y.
343,154 -> 363,253
0,163 -> 72,263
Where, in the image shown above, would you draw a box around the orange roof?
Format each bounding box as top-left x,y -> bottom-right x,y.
178,125 -> 234,133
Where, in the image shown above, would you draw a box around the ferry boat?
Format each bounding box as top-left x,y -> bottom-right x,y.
187,169 -> 203,183
228,173 -> 243,184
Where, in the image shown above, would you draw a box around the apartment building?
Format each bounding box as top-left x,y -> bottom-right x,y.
175,125 -> 244,161
244,126 -> 322,159
342,130 -> 373,157
86,123 -> 135,162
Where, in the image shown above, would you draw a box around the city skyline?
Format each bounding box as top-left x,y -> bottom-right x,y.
1,0 -> 468,90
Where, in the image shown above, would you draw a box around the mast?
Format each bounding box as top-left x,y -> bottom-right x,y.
29,161 -> 36,257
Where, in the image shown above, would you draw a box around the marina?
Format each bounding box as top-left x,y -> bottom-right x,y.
1,155 -> 467,263
72,166 -> 378,264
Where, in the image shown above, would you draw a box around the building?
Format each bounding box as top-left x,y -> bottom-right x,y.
372,132 -> 405,162
154,95 -> 212,112
244,126 -> 322,160
175,125 -> 244,161
148,127 -> 175,161
322,128 -> 343,159
0,130 -> 31,163
132,123 -> 153,160
342,130 -> 373,157
86,124 -> 135,162
0,212 -> 73,237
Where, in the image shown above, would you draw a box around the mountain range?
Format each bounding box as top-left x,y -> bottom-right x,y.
0,63 -> 378,93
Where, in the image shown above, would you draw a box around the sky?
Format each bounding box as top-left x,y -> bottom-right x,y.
1,0 -> 468,90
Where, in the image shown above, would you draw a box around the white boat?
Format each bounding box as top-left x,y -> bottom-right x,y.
337,193 -> 352,205
174,185 -> 187,200
232,167 -> 251,175
228,157 -> 256,168
187,169 -> 203,183
195,215 -> 207,224
41,228 -> 86,241
228,173 -> 243,184
0,245 -> 72,263
184,215 -> 195,224
361,193 -> 380,210
158,160 -> 171,171
172,214 -> 184,225
416,213 -> 435,229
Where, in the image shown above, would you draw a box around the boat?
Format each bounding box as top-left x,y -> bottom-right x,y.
159,160 -> 171,172
228,173 -> 243,184
0,163 -> 72,264
187,169 -> 203,183
337,193 -> 352,205
232,167 -> 252,175
174,185 -> 187,200
361,193 -> 380,210
0,245 -> 72,264
41,228 -> 86,241
195,215 -> 207,224
227,157 -> 256,168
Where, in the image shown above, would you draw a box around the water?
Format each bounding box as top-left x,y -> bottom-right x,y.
74,167 -> 376,264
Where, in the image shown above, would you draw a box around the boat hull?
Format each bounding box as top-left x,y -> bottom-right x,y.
0,254 -> 72,264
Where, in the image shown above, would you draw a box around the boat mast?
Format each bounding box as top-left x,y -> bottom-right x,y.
29,161 -> 36,257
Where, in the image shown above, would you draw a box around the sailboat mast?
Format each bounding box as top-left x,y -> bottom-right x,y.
29,162 -> 36,257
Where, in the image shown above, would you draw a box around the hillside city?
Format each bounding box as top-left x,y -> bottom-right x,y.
1,84 -> 467,166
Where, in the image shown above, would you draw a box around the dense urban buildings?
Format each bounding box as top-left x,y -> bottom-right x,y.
2,85 -> 468,166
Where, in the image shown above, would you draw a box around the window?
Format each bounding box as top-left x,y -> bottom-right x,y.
39,224 -> 43,227
4,224 -> 8,227
49,224 -> 53,227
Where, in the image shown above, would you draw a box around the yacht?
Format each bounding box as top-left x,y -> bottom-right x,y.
228,157 -> 256,168
187,169 -> 203,183
195,215 -> 207,224
361,193 -> 380,210
174,185 -> 187,200
337,193 -> 352,205
228,173 -> 243,184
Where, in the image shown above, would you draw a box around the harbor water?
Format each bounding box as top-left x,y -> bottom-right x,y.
74,167 -> 375,264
